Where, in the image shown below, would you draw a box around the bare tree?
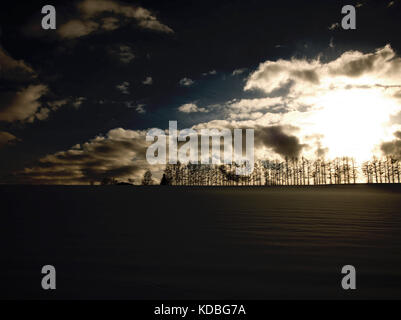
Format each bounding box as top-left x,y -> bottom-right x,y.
142,170 -> 153,185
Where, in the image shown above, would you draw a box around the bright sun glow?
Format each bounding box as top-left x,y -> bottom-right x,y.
307,89 -> 399,162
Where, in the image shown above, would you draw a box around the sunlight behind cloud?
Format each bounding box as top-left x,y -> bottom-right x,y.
307,88 -> 399,161
237,45 -> 401,162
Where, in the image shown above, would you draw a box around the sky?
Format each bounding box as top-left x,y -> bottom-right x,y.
1,0 -> 401,184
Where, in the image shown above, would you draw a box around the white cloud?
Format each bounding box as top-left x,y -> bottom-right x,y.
0,84 -> 48,123
48,99 -> 69,111
202,70 -> 217,76
16,127 -> 164,184
126,102 -> 146,113
232,68 -> 247,76
116,81 -> 130,94
73,97 -> 87,109
225,97 -> 284,120
0,48 -> 69,123
58,20 -> 100,39
183,45 -> 401,163
329,37 -> 334,48
142,76 -> 153,85
58,0 -> 174,39
221,45 -> 398,161
328,22 -> 340,30
178,103 -> 208,113
135,104 -> 146,114
35,107 -> 51,121
179,77 -> 194,86
245,45 -> 401,97
101,17 -> 119,30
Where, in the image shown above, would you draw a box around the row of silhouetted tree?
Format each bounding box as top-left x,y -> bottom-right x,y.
102,156 -> 401,186
159,157 -> 362,186
361,157 -> 401,183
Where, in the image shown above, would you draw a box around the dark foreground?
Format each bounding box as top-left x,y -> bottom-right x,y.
1,184 -> 401,299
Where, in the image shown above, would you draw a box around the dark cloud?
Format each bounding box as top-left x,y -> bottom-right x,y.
0,46 -> 70,123
330,54 -> 377,77
0,47 -> 50,123
290,69 -> 319,84
254,125 -> 306,158
329,45 -> 395,78
0,84 -> 48,123
9,128 -> 153,184
57,0 -> 174,39
380,131 -> 401,158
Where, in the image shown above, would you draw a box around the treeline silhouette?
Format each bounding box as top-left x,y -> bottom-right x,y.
157,156 -> 401,186
362,157 -> 401,183
160,157 -> 360,186
99,156 -> 401,186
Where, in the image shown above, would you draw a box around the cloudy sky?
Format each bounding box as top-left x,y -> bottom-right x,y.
1,0 -> 401,184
